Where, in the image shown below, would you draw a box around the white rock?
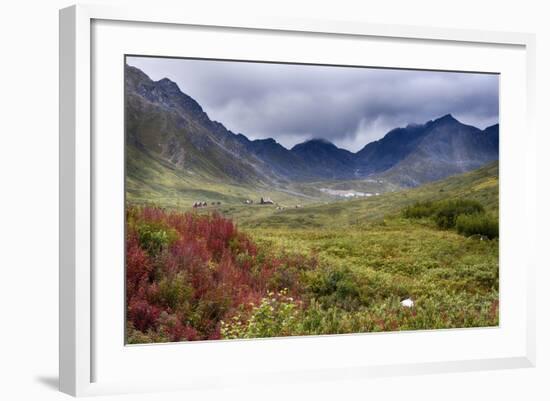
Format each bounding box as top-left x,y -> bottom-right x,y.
401,298 -> 414,308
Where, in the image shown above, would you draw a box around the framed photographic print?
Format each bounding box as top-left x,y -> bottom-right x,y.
59,4 -> 536,396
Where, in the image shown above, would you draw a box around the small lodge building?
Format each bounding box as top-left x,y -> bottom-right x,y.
260,197 -> 274,205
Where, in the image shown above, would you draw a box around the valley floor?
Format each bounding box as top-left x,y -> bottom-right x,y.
246,217 -> 498,332
125,162 -> 499,343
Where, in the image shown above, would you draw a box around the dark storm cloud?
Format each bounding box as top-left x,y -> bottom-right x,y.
126,57 -> 499,152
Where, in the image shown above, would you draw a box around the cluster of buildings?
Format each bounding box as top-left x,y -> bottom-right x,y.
192,201 -> 221,208
243,197 -> 274,205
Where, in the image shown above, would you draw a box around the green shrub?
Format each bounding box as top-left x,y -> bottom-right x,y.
299,302 -> 353,334
402,199 -> 484,229
434,200 -> 484,229
220,290 -> 301,339
156,272 -> 193,312
402,201 -> 437,219
456,213 -> 499,239
136,222 -> 178,256
307,267 -> 362,310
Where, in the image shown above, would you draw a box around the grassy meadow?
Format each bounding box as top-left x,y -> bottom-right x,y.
125,161 -> 499,343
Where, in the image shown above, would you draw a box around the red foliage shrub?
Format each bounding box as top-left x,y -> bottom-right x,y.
125,206 -> 313,343
126,233 -> 153,300
164,319 -> 198,342
128,299 -> 160,332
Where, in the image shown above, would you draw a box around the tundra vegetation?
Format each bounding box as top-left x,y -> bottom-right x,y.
126,162 -> 499,343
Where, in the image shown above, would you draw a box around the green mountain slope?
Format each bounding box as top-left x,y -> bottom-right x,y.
126,64 -> 499,195
126,65 -> 280,188
126,145 -> 325,207
236,161 -> 498,229
378,115 -> 499,187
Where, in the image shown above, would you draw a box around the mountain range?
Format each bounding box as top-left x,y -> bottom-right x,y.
125,64 -> 499,190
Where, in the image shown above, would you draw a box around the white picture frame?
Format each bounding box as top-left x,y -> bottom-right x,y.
59,4 -> 536,397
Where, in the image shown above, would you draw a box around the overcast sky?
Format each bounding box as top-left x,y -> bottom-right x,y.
126,56 -> 499,152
